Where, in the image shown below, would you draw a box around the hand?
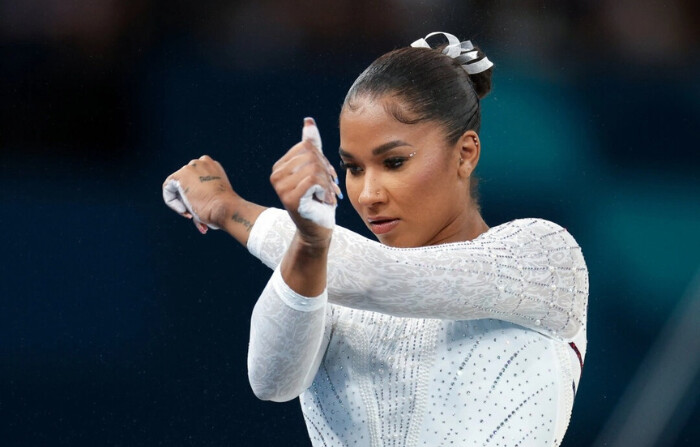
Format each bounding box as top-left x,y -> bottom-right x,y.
162,155 -> 238,234
270,118 -> 341,246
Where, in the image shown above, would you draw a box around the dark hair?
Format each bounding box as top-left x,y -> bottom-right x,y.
342,41 -> 493,207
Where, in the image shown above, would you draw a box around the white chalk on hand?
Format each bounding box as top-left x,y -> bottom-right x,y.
163,179 -> 220,232
297,117 -> 336,229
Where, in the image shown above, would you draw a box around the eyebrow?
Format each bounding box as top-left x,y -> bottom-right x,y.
339,140 -> 413,159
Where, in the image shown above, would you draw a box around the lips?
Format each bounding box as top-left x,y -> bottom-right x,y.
368,217 -> 400,235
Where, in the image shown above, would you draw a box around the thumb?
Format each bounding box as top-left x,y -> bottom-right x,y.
302,117 -> 322,152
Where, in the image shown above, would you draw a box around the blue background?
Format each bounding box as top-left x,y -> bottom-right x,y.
1,1 -> 698,445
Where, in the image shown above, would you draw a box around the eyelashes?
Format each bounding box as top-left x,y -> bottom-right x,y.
339,157 -> 410,175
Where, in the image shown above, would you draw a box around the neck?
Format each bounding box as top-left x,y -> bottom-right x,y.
427,203 -> 489,246
463,207 -> 489,241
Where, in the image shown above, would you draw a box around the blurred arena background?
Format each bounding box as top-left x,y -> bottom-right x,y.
1,0 -> 698,445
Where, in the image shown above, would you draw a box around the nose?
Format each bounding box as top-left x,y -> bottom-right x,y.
357,170 -> 386,207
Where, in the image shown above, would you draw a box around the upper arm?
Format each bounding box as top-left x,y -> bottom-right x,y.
247,209 -> 588,342
325,218 -> 588,340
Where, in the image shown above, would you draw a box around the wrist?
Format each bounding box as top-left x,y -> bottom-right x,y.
294,230 -> 332,253
220,197 -> 267,246
206,193 -> 240,229
280,231 -> 330,298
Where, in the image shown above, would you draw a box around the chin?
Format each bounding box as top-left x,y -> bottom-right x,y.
376,233 -> 419,248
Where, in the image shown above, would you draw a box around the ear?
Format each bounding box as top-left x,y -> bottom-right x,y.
456,130 -> 480,179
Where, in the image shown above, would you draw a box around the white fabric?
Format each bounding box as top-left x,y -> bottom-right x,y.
270,265 -> 327,312
463,56 -> 494,75
297,118 -> 336,229
247,208 -> 588,446
410,31 -> 494,75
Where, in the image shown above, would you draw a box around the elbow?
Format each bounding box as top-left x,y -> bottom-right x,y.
251,386 -> 298,403
247,366 -> 303,402
249,379 -> 300,403
560,321 -> 584,342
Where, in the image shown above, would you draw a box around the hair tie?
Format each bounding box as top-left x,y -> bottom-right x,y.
410,32 -> 493,75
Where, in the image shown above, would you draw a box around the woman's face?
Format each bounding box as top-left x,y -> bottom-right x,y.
339,96 -> 475,248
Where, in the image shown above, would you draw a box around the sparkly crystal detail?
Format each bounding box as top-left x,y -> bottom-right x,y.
247,209 -> 589,446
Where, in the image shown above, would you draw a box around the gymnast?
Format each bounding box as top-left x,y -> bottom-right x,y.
163,32 -> 588,446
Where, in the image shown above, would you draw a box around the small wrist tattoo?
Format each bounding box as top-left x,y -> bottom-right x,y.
199,175 -> 221,182
232,212 -> 253,232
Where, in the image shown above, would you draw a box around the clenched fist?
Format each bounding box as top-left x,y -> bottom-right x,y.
269,118 -> 341,246
162,155 -> 238,234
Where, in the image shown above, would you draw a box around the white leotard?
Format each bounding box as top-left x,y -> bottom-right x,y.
247,208 -> 588,446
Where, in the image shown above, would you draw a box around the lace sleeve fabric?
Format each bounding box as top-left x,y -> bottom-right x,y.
249,208 -> 588,342
247,266 -> 331,402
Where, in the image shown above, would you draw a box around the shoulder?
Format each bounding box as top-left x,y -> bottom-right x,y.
488,218 -> 579,246
486,218 -> 585,265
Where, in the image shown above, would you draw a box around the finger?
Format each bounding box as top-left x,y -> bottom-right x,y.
272,142 -> 339,199
276,167 -> 336,207
273,153 -> 327,185
332,181 -> 343,199
294,172 -> 336,206
272,141 -> 312,171
302,117 -> 322,152
195,221 -> 209,234
163,174 -> 176,189
297,183 -> 336,229
274,154 -> 342,201
162,179 -> 188,214
271,149 -> 318,183
308,144 -> 339,183
301,118 -> 339,183
290,142 -> 337,180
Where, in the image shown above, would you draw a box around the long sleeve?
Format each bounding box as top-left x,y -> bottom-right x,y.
247,266 -> 331,402
248,208 -> 588,342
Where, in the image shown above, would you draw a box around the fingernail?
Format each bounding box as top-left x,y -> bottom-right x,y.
334,176 -> 339,185
304,117 -> 316,127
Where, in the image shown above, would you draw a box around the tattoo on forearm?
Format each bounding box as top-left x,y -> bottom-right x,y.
232,212 -> 253,232
199,175 -> 221,182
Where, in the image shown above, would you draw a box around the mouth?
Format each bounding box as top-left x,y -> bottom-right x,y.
367,217 -> 400,235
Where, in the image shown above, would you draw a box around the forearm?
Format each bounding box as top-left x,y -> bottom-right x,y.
248,209 -> 588,341
220,195 -> 267,247
248,269 -> 329,401
279,232 -> 329,298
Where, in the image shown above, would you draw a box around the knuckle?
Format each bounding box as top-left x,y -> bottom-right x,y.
270,168 -> 283,183
299,176 -> 316,190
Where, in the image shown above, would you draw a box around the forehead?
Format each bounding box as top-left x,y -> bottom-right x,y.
340,96 -> 446,153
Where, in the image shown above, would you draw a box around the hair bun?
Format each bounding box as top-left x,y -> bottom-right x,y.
466,46 -> 493,99
411,32 -> 493,99
410,32 -> 493,75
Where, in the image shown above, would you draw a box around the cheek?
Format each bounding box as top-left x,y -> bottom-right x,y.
405,160 -> 456,215
345,177 -> 363,211
411,158 -> 450,196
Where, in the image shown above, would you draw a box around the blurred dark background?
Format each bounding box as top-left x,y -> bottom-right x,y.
1,0 -> 699,445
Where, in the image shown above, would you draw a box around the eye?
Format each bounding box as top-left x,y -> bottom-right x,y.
384,157 -> 408,170
339,159 -> 363,176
